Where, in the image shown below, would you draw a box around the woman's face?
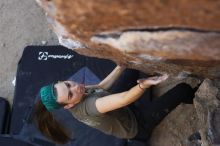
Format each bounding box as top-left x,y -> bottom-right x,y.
54,81 -> 85,109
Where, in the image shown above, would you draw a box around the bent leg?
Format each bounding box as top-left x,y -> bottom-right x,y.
135,83 -> 196,141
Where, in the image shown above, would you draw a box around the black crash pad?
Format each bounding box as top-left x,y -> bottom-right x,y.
0,135 -> 35,146
10,46 -> 127,146
0,97 -> 10,134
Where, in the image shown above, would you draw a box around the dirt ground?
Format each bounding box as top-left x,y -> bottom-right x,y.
0,0 -> 58,105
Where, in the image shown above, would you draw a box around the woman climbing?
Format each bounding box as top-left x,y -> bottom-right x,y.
34,65 -> 195,145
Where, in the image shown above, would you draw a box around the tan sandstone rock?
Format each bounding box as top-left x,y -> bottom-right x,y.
36,0 -> 220,78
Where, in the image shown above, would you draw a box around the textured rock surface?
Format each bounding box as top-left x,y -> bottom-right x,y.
150,79 -> 220,146
194,79 -> 220,146
149,104 -> 199,146
36,0 -> 220,79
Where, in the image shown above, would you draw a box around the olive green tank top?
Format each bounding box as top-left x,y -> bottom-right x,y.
68,88 -> 138,139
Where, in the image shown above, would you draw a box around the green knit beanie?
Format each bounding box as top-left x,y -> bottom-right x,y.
40,84 -> 61,112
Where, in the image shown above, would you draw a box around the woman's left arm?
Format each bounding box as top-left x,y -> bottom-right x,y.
86,65 -> 126,90
95,74 -> 168,114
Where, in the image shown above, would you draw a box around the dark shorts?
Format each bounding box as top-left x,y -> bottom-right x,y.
131,83 -> 195,143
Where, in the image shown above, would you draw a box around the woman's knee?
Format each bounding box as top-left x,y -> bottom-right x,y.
176,82 -> 192,89
174,83 -> 195,103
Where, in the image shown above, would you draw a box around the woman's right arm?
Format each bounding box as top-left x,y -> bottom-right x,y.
85,65 -> 126,90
